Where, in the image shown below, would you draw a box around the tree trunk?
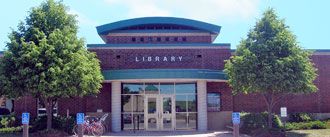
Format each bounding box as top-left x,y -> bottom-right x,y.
267,104 -> 273,129
45,98 -> 53,130
263,93 -> 274,129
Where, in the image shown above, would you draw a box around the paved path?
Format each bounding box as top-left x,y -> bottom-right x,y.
80,130 -> 250,137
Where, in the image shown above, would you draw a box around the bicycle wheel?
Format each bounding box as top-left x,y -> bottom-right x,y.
73,125 -> 86,135
92,124 -> 105,136
73,125 -> 78,135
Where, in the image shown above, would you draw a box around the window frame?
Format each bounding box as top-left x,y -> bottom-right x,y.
207,92 -> 221,112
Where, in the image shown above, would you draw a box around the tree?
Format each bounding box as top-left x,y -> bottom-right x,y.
0,0 -> 103,130
224,9 -> 317,128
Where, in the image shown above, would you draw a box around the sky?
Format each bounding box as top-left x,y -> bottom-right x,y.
0,0 -> 329,50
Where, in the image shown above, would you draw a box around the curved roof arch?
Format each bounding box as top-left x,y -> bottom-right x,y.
96,17 -> 221,35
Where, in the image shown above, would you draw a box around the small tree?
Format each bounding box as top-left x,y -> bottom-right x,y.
224,9 -> 317,128
0,0 -> 103,130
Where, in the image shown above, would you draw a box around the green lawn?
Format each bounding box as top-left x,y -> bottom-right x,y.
287,129 -> 330,137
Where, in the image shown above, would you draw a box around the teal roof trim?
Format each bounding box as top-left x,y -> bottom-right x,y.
102,69 -> 227,80
97,17 -> 221,35
87,43 -> 230,48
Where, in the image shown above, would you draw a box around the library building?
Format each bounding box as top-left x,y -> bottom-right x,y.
1,17 -> 330,132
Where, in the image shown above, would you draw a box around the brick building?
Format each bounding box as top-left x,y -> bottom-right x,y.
1,17 -> 330,132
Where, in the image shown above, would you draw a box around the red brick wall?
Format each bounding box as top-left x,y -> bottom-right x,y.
233,54 -> 330,113
89,48 -> 231,70
85,83 -> 111,113
57,83 -> 111,116
14,96 -> 37,118
207,82 -> 233,111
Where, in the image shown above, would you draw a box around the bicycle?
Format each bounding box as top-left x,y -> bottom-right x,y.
73,115 -> 106,136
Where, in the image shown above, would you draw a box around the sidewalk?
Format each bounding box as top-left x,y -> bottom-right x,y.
80,130 -> 250,137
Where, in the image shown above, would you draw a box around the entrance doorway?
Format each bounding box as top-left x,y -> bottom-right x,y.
145,94 -> 175,130
121,82 -> 197,131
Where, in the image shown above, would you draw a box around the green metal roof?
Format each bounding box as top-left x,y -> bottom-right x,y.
102,69 -> 227,80
96,17 -> 221,35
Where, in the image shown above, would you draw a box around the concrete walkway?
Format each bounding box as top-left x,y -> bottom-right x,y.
81,131 -> 250,137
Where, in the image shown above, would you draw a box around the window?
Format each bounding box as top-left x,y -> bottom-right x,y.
140,37 -> 144,42
165,37 -> 170,41
175,83 -> 197,129
182,37 -> 187,42
207,93 -> 220,112
157,37 -> 161,42
148,37 -> 153,42
174,37 -> 178,41
131,37 -> 136,42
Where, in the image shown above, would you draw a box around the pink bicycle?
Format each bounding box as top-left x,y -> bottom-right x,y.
73,114 -> 108,136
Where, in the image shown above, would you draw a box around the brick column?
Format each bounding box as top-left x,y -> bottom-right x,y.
197,80 -> 207,131
111,81 -> 121,132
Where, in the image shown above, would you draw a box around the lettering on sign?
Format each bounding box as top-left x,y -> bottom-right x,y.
135,56 -> 183,62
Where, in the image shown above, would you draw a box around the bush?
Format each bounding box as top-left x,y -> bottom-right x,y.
0,108 -> 10,115
0,115 -> 16,128
30,115 -> 75,134
0,126 -> 22,133
240,112 -> 283,134
30,129 -> 69,137
285,120 -> 327,130
288,113 -> 313,122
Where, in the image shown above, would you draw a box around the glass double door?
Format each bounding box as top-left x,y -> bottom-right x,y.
145,94 -> 175,130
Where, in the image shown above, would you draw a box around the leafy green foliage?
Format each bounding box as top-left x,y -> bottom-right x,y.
0,126 -> 22,133
240,112 -> 283,134
0,0 -> 103,129
288,113 -> 313,122
0,115 -> 16,128
30,115 -> 75,134
225,8 -> 317,95
285,121 -> 327,130
224,8 -> 318,128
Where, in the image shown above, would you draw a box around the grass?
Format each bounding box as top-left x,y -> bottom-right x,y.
287,129 -> 330,137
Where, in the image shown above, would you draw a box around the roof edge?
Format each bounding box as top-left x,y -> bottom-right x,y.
96,17 -> 221,35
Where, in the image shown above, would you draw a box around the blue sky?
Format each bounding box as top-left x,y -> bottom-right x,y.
0,0 -> 329,50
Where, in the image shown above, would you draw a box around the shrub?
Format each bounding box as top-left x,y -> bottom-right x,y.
0,108 -> 10,115
0,126 -> 22,133
285,120 -> 327,130
30,129 -> 69,137
240,112 -> 283,134
30,115 -> 75,134
0,115 -> 16,128
288,113 -> 313,122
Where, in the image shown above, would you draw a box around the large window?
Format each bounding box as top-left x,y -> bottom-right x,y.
175,83 -> 197,130
122,83 -> 145,130
207,93 -> 221,112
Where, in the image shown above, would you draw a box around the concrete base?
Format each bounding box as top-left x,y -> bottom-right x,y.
207,111 -> 233,130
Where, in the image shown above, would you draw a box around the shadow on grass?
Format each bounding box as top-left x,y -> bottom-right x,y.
286,131 -> 309,137
0,132 -> 22,137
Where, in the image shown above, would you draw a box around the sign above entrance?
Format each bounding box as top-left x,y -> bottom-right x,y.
135,56 -> 183,62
